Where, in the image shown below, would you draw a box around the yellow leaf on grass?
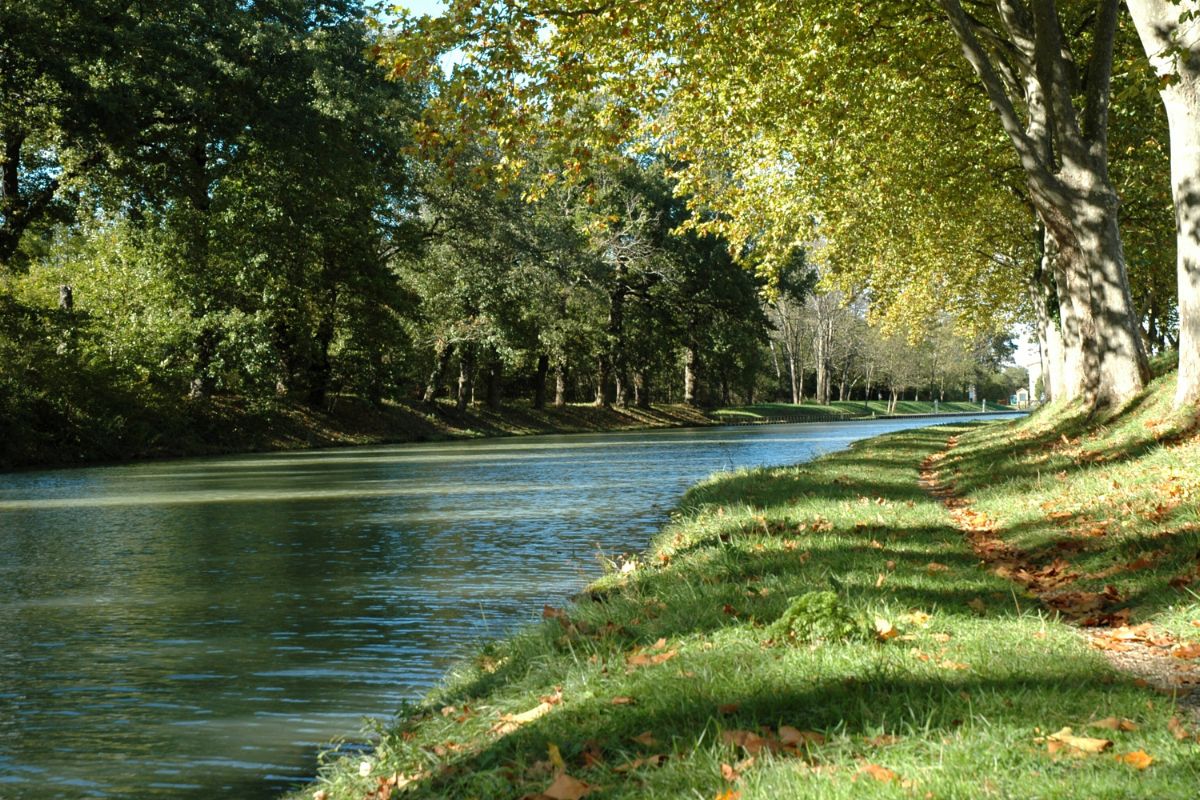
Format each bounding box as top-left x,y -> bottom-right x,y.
1114,750 -> 1154,769
900,611 -> 931,626
543,772 -> 593,800
548,743 -> 565,772
874,617 -> 899,640
926,562 -> 950,573
1046,727 -> 1113,755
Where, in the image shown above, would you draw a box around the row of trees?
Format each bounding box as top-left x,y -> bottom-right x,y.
386,0 -> 1196,410
1,1 -> 1038,463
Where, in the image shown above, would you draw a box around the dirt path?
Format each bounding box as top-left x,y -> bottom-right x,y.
919,436 -> 1200,724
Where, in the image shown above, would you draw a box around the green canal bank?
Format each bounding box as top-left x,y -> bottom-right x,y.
293,370 -> 1200,800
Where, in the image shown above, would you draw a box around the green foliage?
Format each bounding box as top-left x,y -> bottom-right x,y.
766,590 -> 871,644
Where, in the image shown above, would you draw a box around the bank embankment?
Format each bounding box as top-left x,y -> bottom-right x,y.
0,396 -> 714,471
294,370 -> 1200,800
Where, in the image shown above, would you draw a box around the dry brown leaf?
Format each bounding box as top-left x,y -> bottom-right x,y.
1114,750 -> 1154,770
631,731 -> 657,746
926,562 -> 950,573
938,660 -> 970,671
778,725 -> 825,746
721,729 -> 771,755
865,734 -> 901,747
626,649 -> 677,668
542,772 -> 593,800
931,633 -> 952,643
718,702 -> 741,715
720,762 -> 740,782
1090,717 -> 1138,732
1168,716 -> 1193,741
610,695 -> 635,705
874,617 -> 899,641
857,763 -> 899,782
1171,642 -> 1200,659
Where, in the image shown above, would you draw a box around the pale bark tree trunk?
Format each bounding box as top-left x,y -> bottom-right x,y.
941,0 -> 1148,408
1127,0 -> 1200,407
554,361 -> 567,407
683,343 -> 699,406
456,345 -> 475,412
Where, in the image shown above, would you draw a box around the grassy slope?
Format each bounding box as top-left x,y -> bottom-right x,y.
713,400 -> 1010,422
295,375 -> 1199,800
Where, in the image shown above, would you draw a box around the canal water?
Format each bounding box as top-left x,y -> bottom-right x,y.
0,415 -> 1010,798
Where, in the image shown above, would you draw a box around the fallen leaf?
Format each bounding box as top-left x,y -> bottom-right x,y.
721,729 -> 772,755
778,725 -> 825,746
626,649 -> 677,668
718,702 -> 741,715
1090,717 -> 1138,732
1114,750 -> 1154,770
865,734 -> 901,747
938,660 -> 970,671
720,762 -> 740,782
926,562 -> 950,573
874,617 -> 899,641
931,633 -> 952,643
548,743 -> 565,772
857,763 -> 899,782
610,696 -> 635,705
543,772 -> 593,800
1171,642 -> 1200,659
1046,726 -> 1113,755
713,790 -> 741,800
1168,716 -> 1196,741
900,611 -> 931,626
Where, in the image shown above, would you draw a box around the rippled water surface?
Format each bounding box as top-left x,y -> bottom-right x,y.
0,415 -> 1010,798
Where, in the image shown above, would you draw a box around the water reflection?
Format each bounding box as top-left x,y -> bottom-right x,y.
0,416 -> 1010,798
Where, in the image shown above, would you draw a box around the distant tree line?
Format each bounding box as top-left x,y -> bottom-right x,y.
0,0 -> 1025,464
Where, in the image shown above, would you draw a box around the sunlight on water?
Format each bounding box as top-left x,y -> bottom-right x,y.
0,416 -> 1008,799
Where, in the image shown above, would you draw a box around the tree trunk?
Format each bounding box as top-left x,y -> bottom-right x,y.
456,345 -> 475,412
940,0 -> 1148,408
423,340 -> 453,404
1127,0 -> 1200,407
784,339 -> 801,404
683,343 -> 699,406
635,370 -> 651,409
594,354 -> 610,407
307,301 -> 337,408
533,353 -> 549,409
554,361 -> 567,407
484,348 -> 502,410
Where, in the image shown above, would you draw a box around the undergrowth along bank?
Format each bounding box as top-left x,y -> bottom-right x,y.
294,370 -> 1200,800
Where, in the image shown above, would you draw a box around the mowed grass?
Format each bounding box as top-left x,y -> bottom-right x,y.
294,377 -> 1200,800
